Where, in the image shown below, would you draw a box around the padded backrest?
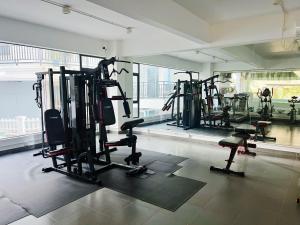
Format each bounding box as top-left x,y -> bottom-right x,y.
121,118 -> 144,131
99,98 -> 116,126
44,109 -> 65,146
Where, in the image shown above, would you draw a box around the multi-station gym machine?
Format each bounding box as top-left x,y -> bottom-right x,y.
162,71 -> 201,129
33,57 -> 146,184
162,73 -> 231,130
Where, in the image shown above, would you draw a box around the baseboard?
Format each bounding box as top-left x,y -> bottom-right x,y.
0,143 -> 43,156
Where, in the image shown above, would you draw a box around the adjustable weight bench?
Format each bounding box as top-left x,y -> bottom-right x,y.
105,118 -> 144,165
253,121 -> 276,142
234,124 -> 257,157
210,136 -> 245,177
210,125 -> 257,177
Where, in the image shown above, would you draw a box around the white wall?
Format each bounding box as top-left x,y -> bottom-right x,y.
201,63 -> 214,79
214,57 -> 300,72
265,57 -> 300,70
0,16 -> 111,57
131,55 -> 202,72
213,61 -> 257,72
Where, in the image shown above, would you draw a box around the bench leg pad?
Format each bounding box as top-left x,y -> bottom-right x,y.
210,166 -> 245,177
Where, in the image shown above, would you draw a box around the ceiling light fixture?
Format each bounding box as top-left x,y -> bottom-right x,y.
194,49 -> 228,63
40,0 -> 134,33
62,5 -> 71,14
126,27 -> 133,34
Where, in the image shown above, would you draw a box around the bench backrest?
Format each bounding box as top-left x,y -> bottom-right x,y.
44,109 -> 65,146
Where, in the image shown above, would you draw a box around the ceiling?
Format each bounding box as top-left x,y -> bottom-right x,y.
1,0 -> 300,65
168,37 -> 300,63
0,0 -> 177,41
248,38 -> 300,59
173,0 -> 300,23
168,48 -> 235,63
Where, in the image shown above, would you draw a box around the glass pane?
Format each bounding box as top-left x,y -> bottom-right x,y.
0,43 -> 80,139
81,55 -> 102,68
139,64 -> 181,120
219,71 -> 300,119
133,75 -> 138,101
133,103 -> 139,118
133,63 -> 139,73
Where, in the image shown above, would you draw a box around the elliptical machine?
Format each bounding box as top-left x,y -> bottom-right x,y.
287,96 -> 298,124
254,88 -> 276,142
257,88 -> 273,121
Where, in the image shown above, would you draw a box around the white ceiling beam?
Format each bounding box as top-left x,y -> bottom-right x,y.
265,56 -> 300,70
131,55 -> 203,72
118,34 -> 199,57
221,45 -> 266,69
87,0 -> 210,44
208,9 -> 299,49
213,61 -> 257,72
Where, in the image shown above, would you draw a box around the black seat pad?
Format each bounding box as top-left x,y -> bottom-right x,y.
121,119 -> 144,131
44,109 -> 65,146
235,124 -> 256,134
257,121 -> 272,126
219,136 -> 243,148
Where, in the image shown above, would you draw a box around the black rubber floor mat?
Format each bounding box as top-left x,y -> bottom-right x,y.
0,148 -> 190,222
6,175 -> 100,218
146,160 -> 182,174
0,196 -> 28,225
110,148 -> 187,166
98,168 -> 206,211
0,151 -> 101,219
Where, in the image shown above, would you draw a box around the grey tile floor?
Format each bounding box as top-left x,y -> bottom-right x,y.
138,121 -> 300,148
9,134 -> 300,225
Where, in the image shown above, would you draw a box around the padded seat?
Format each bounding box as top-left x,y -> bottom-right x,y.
121,118 -> 144,131
219,136 -> 243,148
257,121 -> 272,127
235,124 -> 256,134
204,114 -> 223,120
47,148 -> 72,157
253,120 -> 276,142
211,136 -> 245,177
105,138 -> 129,147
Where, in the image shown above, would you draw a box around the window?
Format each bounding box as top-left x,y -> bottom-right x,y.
220,71 -> 300,116
0,43 -> 80,139
132,63 -> 140,118
136,64 -> 182,120
80,55 -> 103,69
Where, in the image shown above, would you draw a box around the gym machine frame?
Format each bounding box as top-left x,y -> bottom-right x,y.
164,71 -> 201,130
34,57 -> 146,184
199,75 -> 231,129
